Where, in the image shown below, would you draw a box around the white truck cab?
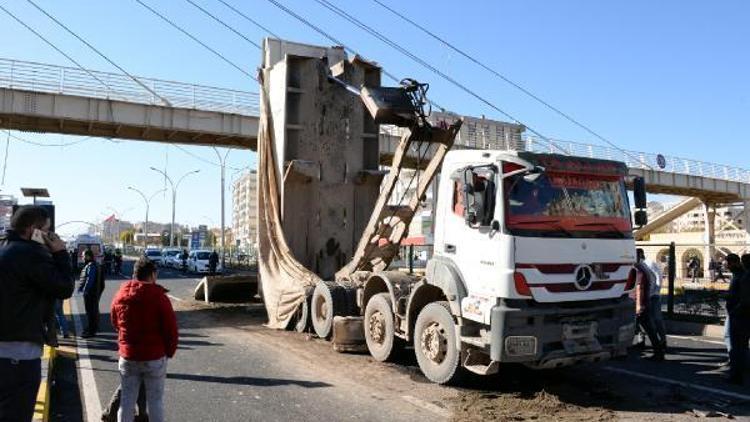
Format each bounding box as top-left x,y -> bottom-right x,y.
359,149 -> 639,384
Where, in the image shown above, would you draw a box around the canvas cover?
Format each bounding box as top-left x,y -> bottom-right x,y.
257,69 -> 322,329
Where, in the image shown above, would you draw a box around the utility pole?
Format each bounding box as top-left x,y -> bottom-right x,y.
149,167 -> 200,247
128,187 -> 165,249
213,147 -> 231,269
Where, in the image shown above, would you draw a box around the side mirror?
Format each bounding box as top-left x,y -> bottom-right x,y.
491,220 -> 501,231
634,210 -> 648,227
633,176 -> 647,209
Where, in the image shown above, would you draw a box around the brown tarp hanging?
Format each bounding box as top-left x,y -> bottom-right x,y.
257,69 -> 322,329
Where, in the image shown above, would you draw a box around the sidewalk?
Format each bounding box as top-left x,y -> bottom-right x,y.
32,345 -> 56,422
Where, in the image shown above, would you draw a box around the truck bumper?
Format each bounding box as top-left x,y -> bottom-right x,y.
488,297 -> 635,368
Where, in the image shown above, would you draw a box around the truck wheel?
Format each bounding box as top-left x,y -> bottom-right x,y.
291,293 -> 311,333
364,293 -> 402,362
311,281 -> 348,339
413,301 -> 464,385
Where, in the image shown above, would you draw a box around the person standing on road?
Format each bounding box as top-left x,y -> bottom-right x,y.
111,257 -> 178,422
642,249 -> 667,354
720,254 -> 743,368
0,206 -> 73,422
209,250 -> 219,274
715,258 -> 728,283
79,249 -> 101,338
688,256 -> 700,283
726,254 -> 750,385
635,249 -> 666,361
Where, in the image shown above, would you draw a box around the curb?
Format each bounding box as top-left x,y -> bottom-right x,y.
666,319 -> 725,338
33,345 -> 56,422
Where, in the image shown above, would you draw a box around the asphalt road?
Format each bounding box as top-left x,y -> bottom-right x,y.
51,260 -> 750,421
56,261 -> 431,422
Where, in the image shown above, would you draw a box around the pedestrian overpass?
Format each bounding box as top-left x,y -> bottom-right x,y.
2,57 -> 749,269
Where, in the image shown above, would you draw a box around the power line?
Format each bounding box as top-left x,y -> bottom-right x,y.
25,0 -> 171,106
371,0 -> 649,167
183,0 -> 261,49
214,0 -> 280,39
260,0 -> 446,112
1,132 -> 9,185
312,0 -> 568,155
172,144 -> 245,171
0,3 -> 113,92
6,130 -> 91,147
133,0 -> 256,80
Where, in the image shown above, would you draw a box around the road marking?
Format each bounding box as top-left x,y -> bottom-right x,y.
602,366 -> 750,401
167,294 -> 183,302
71,296 -> 103,421
401,395 -> 451,419
668,334 -> 726,346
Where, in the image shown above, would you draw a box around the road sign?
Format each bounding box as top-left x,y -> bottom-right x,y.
656,154 -> 666,169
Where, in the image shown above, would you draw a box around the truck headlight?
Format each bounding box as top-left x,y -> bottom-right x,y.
618,323 -> 635,343
505,336 -> 537,356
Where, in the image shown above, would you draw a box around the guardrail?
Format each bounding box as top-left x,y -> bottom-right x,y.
0,58 -> 259,116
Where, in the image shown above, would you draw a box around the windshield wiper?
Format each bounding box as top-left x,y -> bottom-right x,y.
514,219 -> 573,237
574,222 -> 626,238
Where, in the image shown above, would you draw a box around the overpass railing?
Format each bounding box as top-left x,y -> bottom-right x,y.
0,58 -> 259,116
520,135 -> 750,183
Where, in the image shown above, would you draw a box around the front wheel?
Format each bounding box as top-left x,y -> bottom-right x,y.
413,301 -> 464,385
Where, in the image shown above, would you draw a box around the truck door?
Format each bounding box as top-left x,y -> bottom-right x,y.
440,165 -> 504,303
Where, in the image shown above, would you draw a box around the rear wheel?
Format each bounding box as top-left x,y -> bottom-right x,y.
413,301 -> 464,385
311,281 -> 349,339
364,293 -> 402,362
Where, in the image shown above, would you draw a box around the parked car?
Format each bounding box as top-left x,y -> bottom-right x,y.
144,248 -> 164,266
161,248 -> 182,268
188,250 -> 221,274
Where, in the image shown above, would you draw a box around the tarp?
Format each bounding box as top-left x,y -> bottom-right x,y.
257,70 -> 322,329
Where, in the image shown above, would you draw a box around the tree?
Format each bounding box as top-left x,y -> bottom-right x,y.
120,229 -> 135,245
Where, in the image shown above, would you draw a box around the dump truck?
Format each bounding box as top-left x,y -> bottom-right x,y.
256,38 -> 647,384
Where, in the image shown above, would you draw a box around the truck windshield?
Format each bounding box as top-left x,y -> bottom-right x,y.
504,172 -> 632,238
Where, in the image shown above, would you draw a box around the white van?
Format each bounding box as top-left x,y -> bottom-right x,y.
72,234 -> 104,268
188,250 -> 221,274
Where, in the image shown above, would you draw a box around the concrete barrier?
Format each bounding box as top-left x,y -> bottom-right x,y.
666,319 -> 725,338
194,273 -> 258,303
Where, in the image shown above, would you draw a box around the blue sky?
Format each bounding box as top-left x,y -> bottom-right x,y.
0,0 -> 747,237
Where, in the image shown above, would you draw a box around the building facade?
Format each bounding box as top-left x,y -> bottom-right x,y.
232,170 -> 258,252
0,195 -> 17,233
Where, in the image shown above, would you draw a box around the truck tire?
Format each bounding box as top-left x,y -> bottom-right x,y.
288,293 -> 310,333
311,281 -> 349,339
364,293 -> 402,362
413,301 -> 464,385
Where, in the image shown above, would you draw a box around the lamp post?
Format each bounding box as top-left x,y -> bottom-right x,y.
212,147 -> 231,269
128,187 -> 166,248
149,167 -> 200,247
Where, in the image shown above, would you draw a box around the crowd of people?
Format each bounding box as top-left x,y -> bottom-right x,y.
633,247 -> 750,385
0,205 -> 178,422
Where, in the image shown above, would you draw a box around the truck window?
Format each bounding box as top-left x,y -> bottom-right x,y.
452,180 -> 465,217
452,167 -> 496,226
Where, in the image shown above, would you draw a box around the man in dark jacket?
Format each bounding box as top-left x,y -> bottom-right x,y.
0,206 -> 73,421
209,250 -> 219,274
111,257 -> 178,422
727,254 -> 750,384
78,249 -> 101,338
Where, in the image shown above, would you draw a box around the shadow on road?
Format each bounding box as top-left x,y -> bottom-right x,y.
166,373 -> 331,388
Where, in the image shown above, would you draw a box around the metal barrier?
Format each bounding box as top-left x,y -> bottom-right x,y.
0,58 -> 259,116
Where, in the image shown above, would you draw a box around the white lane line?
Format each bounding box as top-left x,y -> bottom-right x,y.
167,294 -> 183,302
668,334 -> 726,346
602,366 -> 750,401
72,296 -> 103,421
401,395 -> 451,419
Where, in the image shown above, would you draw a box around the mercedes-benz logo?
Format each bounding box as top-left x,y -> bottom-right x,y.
574,265 -> 594,291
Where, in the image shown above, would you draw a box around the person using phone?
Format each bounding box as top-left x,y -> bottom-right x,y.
0,206 -> 73,422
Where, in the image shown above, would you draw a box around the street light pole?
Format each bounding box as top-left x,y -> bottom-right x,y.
150,167 -> 200,247
212,147 -> 231,269
128,187 -> 165,249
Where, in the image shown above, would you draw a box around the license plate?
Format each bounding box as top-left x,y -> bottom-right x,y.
563,321 -> 597,340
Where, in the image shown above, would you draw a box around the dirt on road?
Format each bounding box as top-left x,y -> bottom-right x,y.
171,299 -> 747,422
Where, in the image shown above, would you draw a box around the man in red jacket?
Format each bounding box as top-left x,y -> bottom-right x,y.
111,257 -> 178,422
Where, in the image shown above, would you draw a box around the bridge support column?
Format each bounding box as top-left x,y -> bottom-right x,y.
702,200 -> 716,280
